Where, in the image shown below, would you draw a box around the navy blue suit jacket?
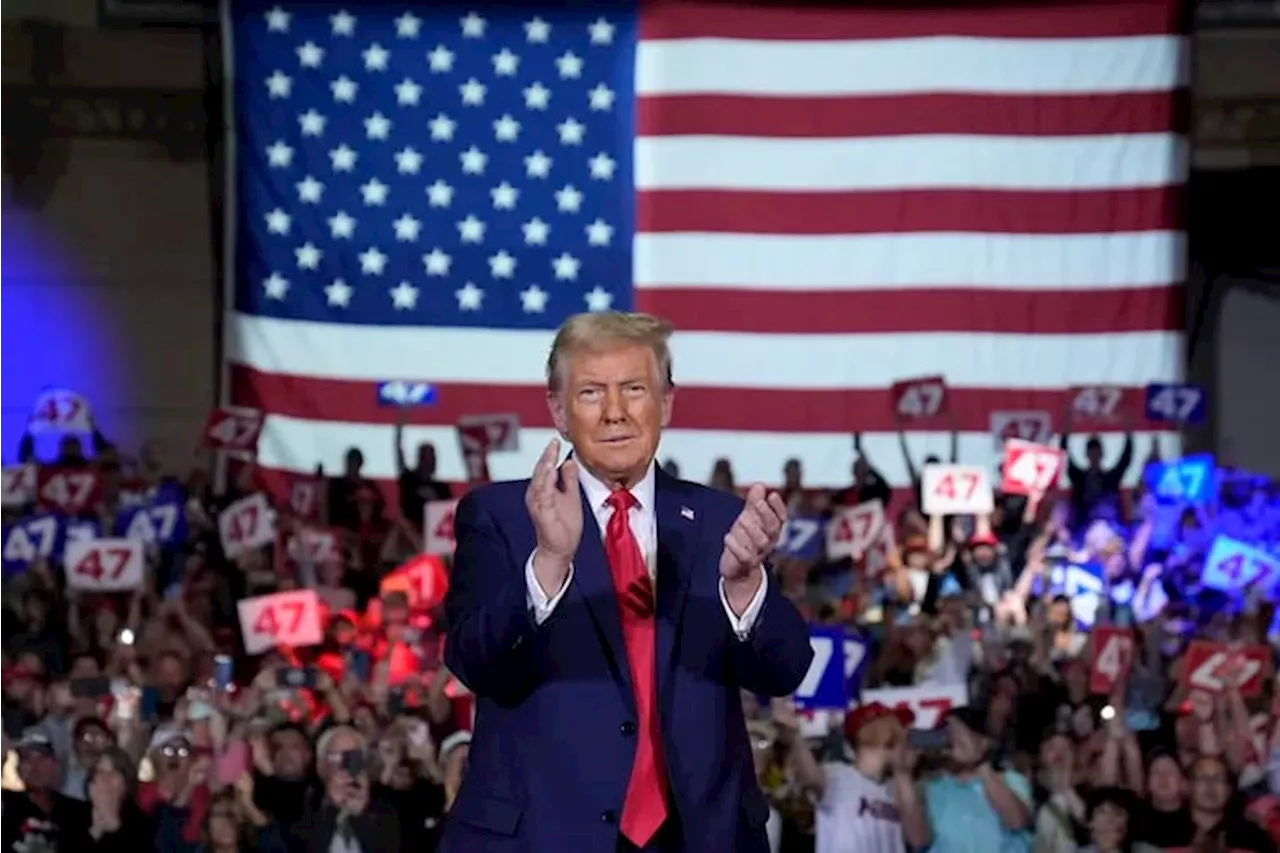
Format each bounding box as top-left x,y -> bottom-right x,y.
438,468 -> 813,853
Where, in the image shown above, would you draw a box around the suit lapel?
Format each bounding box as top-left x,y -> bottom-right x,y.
654,469 -> 695,704
571,483 -> 636,710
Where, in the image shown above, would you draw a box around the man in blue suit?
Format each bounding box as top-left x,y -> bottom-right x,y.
440,312 -> 814,853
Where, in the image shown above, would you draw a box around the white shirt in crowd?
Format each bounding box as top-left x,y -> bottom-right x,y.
814,762 -> 906,853
526,462 -> 768,638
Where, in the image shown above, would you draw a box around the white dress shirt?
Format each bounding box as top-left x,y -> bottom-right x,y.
525,461 -> 767,639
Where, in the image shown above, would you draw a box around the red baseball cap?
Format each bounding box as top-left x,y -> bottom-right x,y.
843,701 -> 914,742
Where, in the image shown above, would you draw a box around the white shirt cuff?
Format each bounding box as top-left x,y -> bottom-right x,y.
720,571 -> 768,641
525,550 -> 573,625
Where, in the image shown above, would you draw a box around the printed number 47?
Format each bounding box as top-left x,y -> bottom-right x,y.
899,385 -> 942,418
1150,387 -> 1201,421
934,473 -> 977,500
253,602 -> 305,636
782,519 -> 819,552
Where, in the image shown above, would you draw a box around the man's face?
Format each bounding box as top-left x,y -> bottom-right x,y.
857,716 -> 904,750
548,344 -> 672,487
269,728 -> 311,781
416,444 -> 437,475
76,723 -> 112,766
1086,439 -> 1103,468
1189,757 -> 1231,813
155,655 -> 187,697
18,748 -> 59,790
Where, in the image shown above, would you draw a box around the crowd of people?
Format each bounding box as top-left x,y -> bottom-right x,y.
3,411 -> 1279,853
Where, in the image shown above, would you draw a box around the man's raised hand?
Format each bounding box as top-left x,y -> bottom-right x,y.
720,483 -> 788,583
525,439 -> 582,593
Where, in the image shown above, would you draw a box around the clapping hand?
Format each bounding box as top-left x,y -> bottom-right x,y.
526,439 -> 583,592
720,484 -> 788,583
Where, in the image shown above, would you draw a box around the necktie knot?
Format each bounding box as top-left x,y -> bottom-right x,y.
606,489 -> 638,516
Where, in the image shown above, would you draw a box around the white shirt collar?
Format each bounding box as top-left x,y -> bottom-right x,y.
575,457 -> 656,516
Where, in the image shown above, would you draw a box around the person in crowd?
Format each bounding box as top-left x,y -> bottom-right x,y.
327,447 -> 384,532
393,412 -> 451,525
60,715 -> 115,801
1058,408 -> 1135,527
833,435 -> 892,508
296,725 -> 401,852
1078,786 -> 1159,853
158,776 -> 287,853
777,699 -> 929,853
442,311 -> 813,853
84,746 -> 151,848
919,707 -> 1034,853
1,731 -> 90,852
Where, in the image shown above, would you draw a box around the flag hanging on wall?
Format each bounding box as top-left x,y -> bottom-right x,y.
222,0 -> 1188,492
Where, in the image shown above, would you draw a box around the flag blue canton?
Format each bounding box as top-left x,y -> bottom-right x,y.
231,3 -> 637,329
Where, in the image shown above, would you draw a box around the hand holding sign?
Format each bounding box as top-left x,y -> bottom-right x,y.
921,465 -> 993,515
891,376 -> 947,421
457,413 -> 520,483
64,538 -> 144,592
218,493 -> 277,558
236,590 -> 323,655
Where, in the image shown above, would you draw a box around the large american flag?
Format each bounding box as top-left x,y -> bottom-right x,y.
223,0 -> 1187,494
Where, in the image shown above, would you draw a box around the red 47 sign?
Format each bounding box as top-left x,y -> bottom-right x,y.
63,538 -> 144,592
1000,439 -> 1065,496
424,499 -> 458,555
202,406 -> 264,453
36,468 -> 101,514
921,464 -> 993,515
825,501 -> 884,560
236,590 -> 324,655
1,465 -> 36,507
890,376 -> 947,421
1181,640 -> 1269,697
381,554 -> 450,611
1089,626 -> 1135,695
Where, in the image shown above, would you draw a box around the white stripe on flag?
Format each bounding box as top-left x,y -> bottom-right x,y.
634,135 -> 1187,191
255,416 -> 1177,487
227,315 -> 1184,389
636,35 -> 1185,96
634,232 -> 1186,290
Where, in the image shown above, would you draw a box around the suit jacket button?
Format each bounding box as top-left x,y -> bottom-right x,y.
601,810 -> 617,824
620,721 -> 636,736
511,635 -> 524,650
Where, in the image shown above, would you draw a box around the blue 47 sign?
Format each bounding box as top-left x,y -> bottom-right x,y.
1145,383 -> 1206,425
793,625 -> 869,711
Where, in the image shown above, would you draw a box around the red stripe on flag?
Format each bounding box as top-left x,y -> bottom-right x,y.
636,187 -> 1184,235
229,365 -> 1176,434
637,285 -> 1184,335
639,0 -> 1185,41
636,92 -> 1182,139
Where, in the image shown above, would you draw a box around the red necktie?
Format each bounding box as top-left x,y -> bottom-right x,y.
604,490 -> 668,845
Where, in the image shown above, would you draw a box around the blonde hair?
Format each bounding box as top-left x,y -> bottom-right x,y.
545,311 -> 674,393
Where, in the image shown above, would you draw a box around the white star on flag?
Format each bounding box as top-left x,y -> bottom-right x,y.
456,282 -> 484,310
520,284 -> 549,312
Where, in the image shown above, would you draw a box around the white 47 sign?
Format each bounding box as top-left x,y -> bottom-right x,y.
64,539 -> 144,591
218,493 -> 277,558
202,406 -> 264,452
921,464 -> 993,515
825,501 -> 884,560
236,590 -> 324,655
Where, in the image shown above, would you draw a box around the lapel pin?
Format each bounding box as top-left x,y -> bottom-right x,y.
680,506 -> 695,521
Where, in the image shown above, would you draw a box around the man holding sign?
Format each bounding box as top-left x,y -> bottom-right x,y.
442,313 -> 812,853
